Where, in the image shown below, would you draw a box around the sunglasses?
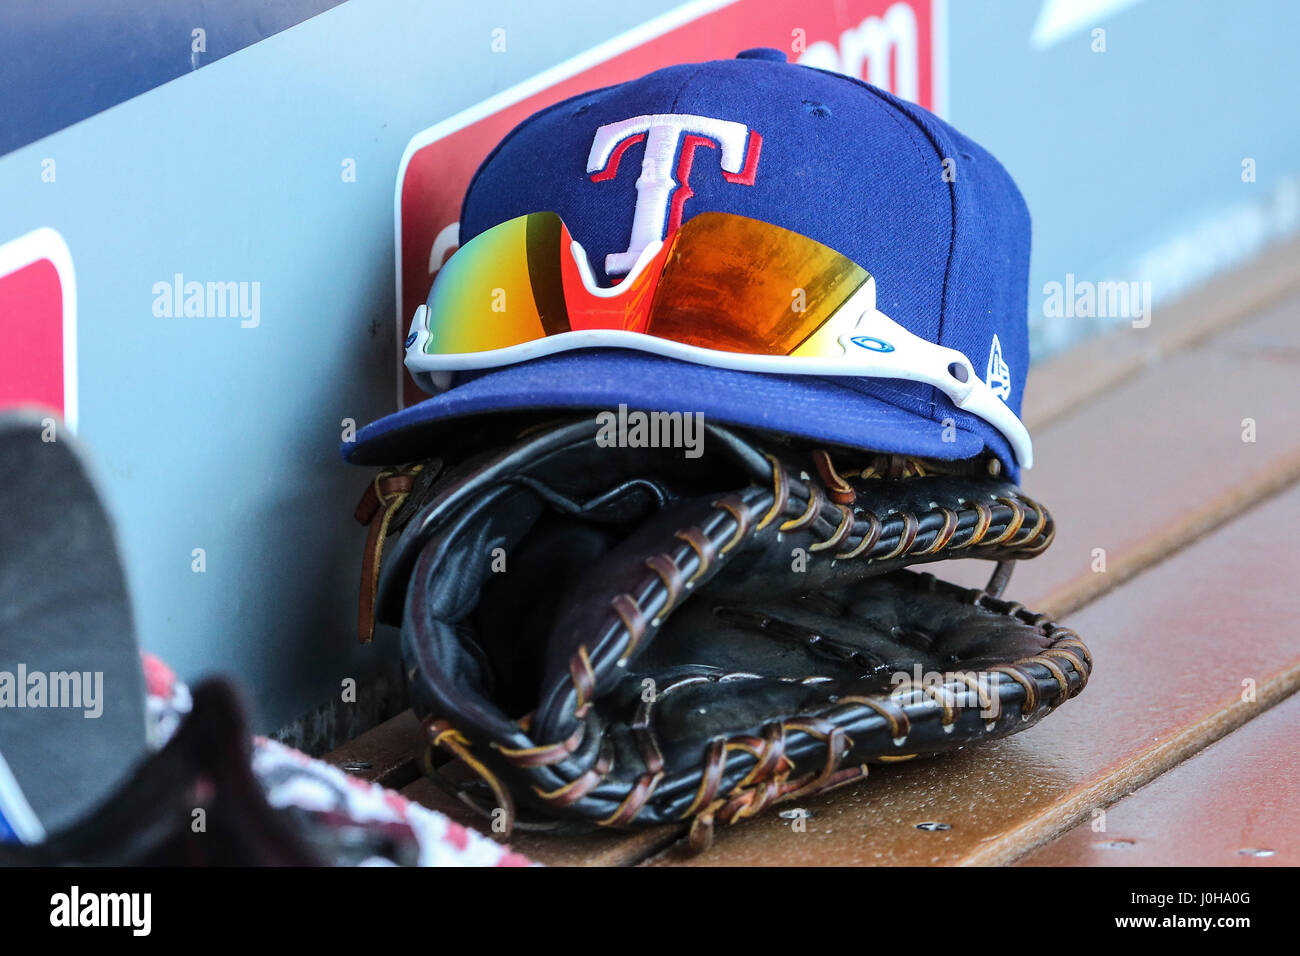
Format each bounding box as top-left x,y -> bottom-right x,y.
404,211 -> 1032,468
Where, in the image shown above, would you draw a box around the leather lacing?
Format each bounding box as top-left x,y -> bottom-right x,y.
418,449 -> 1086,849
354,462 -> 436,643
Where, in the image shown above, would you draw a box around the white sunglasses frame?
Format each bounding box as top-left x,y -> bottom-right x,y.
403,235 -> 1033,469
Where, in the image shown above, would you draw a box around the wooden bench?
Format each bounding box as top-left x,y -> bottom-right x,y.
326,236 -> 1300,866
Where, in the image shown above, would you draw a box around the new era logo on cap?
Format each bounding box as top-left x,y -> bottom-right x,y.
986,333 -> 1012,401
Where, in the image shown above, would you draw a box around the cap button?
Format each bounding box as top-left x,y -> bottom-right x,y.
736,47 -> 787,62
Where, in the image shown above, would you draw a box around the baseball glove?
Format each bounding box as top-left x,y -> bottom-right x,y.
355,415 -> 1091,851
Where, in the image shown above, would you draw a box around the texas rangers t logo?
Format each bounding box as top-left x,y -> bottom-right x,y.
587,113 -> 762,275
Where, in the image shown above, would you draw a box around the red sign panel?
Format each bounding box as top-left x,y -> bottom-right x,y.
0,228 -> 77,430
393,0 -> 943,406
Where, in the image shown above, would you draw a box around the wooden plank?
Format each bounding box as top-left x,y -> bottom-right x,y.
320,709 -> 423,789
646,482 -> 1300,866
1021,234 -> 1300,431
935,286 -> 1300,619
1017,691 -> 1300,867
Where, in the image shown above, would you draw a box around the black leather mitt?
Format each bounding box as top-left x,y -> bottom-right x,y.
356,415 -> 1091,851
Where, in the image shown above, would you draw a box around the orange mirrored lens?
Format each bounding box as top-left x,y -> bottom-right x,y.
420,210 -> 869,358
646,212 -> 869,356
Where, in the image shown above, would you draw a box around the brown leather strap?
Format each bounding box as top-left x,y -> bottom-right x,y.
355,466 -> 422,643
812,449 -> 855,505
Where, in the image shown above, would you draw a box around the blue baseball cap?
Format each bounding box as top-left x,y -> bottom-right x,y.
347,48 -> 1032,479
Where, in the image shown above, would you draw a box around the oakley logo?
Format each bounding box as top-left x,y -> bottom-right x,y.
849,335 -> 895,353
587,113 -> 762,276
986,334 -> 1012,400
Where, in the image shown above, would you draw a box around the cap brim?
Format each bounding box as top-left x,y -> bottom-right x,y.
343,350 -> 1015,477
